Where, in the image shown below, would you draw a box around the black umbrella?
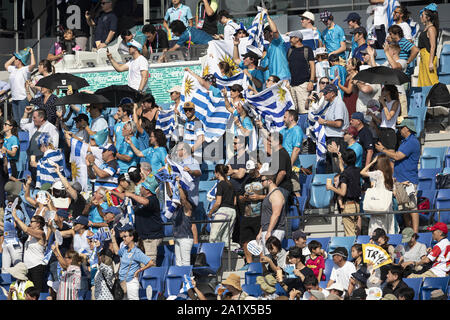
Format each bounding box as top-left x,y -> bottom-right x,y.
35,73 -> 90,90
353,66 -> 410,85
95,85 -> 144,107
53,92 -> 110,106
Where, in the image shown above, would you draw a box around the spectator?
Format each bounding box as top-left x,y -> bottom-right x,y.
257,274 -> 279,300
93,248 -> 114,300
375,119 -> 420,233
298,11 -> 323,52
2,119 -> 19,177
408,222 -> 450,278
318,84 -> 349,173
260,236 -> 288,274
326,247 -> 356,290
360,154 -> 395,234
263,9 -> 291,81
134,94 -> 159,133
47,28 -> 81,62
118,29 -> 134,55
86,144 -> 119,191
107,39 -> 149,93
302,274 -> 330,300
109,173 -> 131,206
85,103 -> 108,147
168,20 -> 213,52
351,243 -> 364,271
69,113 -> 90,143
163,0 -> 193,41
222,86 -> 253,146
350,287 -> 367,300
82,187 -> 109,233
142,24 -> 170,59
218,10 -> 240,41
24,287 -> 40,300
368,0 -> 391,48
5,47 -> 36,124
292,230 -> 310,257
417,4 -> 440,87
371,228 -> 395,259
382,264 -> 411,298
113,102 -> 132,149
430,289 -> 446,301
11,211 -> 46,292
397,286 -> 415,300
305,240 -> 326,282
195,0 -> 218,36
6,263 -> 34,300
218,273 -> 248,300
387,25 -> 419,66
116,121 -> 140,173
338,58 -> 360,116
208,164 -> 236,247
393,5 -> 413,41
344,12 -> 363,54
326,283 -> 345,300
351,27 -> 368,62
180,101 -> 205,161
85,0 -> 118,50
287,30 -> 315,114
278,246 -> 315,296
267,132 -> 293,203
51,245 -> 82,300
350,112 -> 374,170
232,43 -> 264,92
57,215 -> 93,259
326,149 -> 361,236
329,126 -> 362,169
256,173 -> 287,254
347,265 -> 370,296
110,228 -> 155,300
0,80 -> 11,100
397,228 -> 427,272
30,59 -> 53,96
320,10 -> 346,59
128,129 -> 167,174
314,51 -> 329,88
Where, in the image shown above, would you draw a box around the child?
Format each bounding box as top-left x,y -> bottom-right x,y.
306,240 -> 325,282
351,243 -> 364,270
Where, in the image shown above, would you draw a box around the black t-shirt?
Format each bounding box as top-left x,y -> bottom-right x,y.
94,11 -> 118,43
339,166 -> 361,201
273,148 -> 293,194
288,46 -> 314,86
283,266 -> 315,293
356,125 -> 374,167
382,279 -> 410,298
197,0 -> 218,36
69,192 -> 87,219
145,29 -> 170,51
134,195 -> 164,239
216,180 -> 235,209
228,152 -> 249,192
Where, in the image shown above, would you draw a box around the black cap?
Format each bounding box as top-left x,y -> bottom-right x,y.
350,287 -> 367,300
350,26 -> 367,38
292,230 -> 310,240
330,247 -> 348,259
351,267 -> 370,285
344,12 -> 361,22
73,113 -> 89,123
242,51 -> 260,61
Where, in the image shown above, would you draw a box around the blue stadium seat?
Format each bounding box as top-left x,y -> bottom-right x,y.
245,262 -> 263,285
242,284 -> 262,297
193,242 -> 225,276
408,87 -> 432,137
417,190 -> 437,224
299,174 -> 314,199
156,244 -> 175,268
420,277 -> 449,300
288,204 -> 300,231
165,266 -> 193,297
160,213 -> 173,238
281,238 -> 295,250
298,154 -> 317,173
38,292 -> 50,300
416,232 -> 433,248
323,258 -> 334,281
403,277 -> 422,300
445,148 -> 450,169
140,266 -> 168,300
0,274 -> 13,287
306,237 -> 330,253
420,147 -> 447,169
387,234 -> 403,247
275,282 -> 288,296
17,131 -> 29,176
375,49 -> 387,65
291,196 -> 306,229
309,174 -> 335,209
138,288 -> 148,300
418,168 -> 441,190
328,236 -> 356,257
356,235 -> 371,244
435,189 -> 450,224
196,180 -> 216,227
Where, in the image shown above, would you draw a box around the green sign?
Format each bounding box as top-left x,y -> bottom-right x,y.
73,63 -> 202,106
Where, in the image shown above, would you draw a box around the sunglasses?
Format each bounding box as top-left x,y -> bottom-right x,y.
320,81 -> 329,85
183,108 -> 194,112
261,178 -> 268,182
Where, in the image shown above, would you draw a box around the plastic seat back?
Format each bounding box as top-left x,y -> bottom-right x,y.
328,236 -> 356,257
245,262 -> 263,285
420,277 -> 449,300
306,237 -> 330,253
141,266 -> 168,300
356,235 -> 371,244
194,242 -> 225,275
416,232 -> 433,248
165,266 -> 193,297
420,147 -> 447,169
435,189 -> 450,224
418,168 -> 441,190
242,284 -> 262,297
156,244 -> 175,268
403,278 -> 422,300
323,259 -> 334,281
309,174 -> 335,209
387,234 -> 403,247
417,190 -> 437,223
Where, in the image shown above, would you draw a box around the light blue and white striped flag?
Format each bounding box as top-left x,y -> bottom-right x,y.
181,71 -> 231,142
245,81 -> 294,132
180,274 -> 194,293
36,149 -> 65,189
69,138 -> 90,192
164,179 -> 180,220
213,71 -> 248,93
166,155 -> 195,192
386,0 -> 400,28
246,6 -> 267,55
308,102 -> 330,162
156,109 -> 176,139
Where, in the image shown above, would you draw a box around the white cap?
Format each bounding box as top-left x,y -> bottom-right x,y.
327,282 -> 345,292
315,47 -> 328,57
168,85 -> 182,93
299,11 -> 315,22
246,159 -> 256,171
127,39 -> 143,52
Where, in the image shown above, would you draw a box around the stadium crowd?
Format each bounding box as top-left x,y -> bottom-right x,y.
0,0 -> 448,301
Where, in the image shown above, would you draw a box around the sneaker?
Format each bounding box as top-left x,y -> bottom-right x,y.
238,264 -> 250,271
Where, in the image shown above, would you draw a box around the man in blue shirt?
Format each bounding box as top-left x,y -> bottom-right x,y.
344,12 -> 362,54
167,20 -> 213,52
351,27 -> 368,62
320,10 -> 346,59
232,43 -> 264,92
280,110 -> 304,196
263,9 -> 291,81
163,0 -> 193,40
375,119 -> 420,233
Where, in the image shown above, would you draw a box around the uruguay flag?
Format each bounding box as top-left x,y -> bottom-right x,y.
156,109 -> 176,140
166,155 -> 195,192
246,6 -> 267,55
36,149 -> 65,189
69,138 -> 89,192
181,71 -> 231,142
213,71 -> 248,93
245,81 -> 294,132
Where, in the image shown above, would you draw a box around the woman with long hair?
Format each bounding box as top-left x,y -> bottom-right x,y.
208,164 -> 236,247
110,228 -> 155,300
127,128 -> 167,174
51,246 -> 82,300
337,57 -> 360,116
2,119 -> 19,177
360,154 -> 395,234
25,83 -> 58,125
417,5 -> 439,87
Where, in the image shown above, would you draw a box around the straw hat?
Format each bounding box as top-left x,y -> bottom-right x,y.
7,262 -> 28,281
256,275 -> 277,294
222,273 -> 242,291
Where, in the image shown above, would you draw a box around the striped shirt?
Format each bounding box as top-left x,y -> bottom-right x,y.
94,159 -> 120,190
56,265 -> 82,300
398,37 -> 414,61
183,117 -> 204,159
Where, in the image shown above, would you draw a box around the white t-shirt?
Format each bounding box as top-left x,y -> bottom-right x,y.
223,20 -> 240,41
373,0 -> 388,28
356,83 -> 381,114
382,59 -> 407,95
329,261 -> 356,291
8,65 -> 30,100
126,55 -> 149,91
428,238 -> 450,277
396,22 -> 412,40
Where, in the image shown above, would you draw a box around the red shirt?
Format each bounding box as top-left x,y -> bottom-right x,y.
110,188 -> 123,206
306,255 -> 326,280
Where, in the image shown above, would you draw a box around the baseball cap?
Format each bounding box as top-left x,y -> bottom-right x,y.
103,206 -> 121,216
142,175 -> 159,194
56,209 -> 69,219
397,118 -> 417,133
351,112 -> 365,122
344,126 -> 358,138
102,144 -> 117,154
242,50 -> 260,61
246,159 -> 256,171
168,85 -> 182,93
330,247 -> 348,259
401,227 -> 415,243
314,47 -> 328,57
73,113 -> 89,123
127,39 -> 143,52
292,230 -> 310,240
382,294 -> 398,300
117,223 -> 134,232
183,101 -> 195,110
299,11 -> 315,22
309,290 -> 325,300
344,12 -> 361,22
289,30 -> 303,40
427,222 -> 448,234
320,10 -> 332,22
351,268 -> 370,285
371,227 -> 387,241
74,215 -> 89,226
320,83 -> 338,95
71,182 -> 82,193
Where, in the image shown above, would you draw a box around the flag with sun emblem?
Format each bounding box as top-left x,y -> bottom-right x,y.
246,81 -> 295,132
69,138 -> 89,192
